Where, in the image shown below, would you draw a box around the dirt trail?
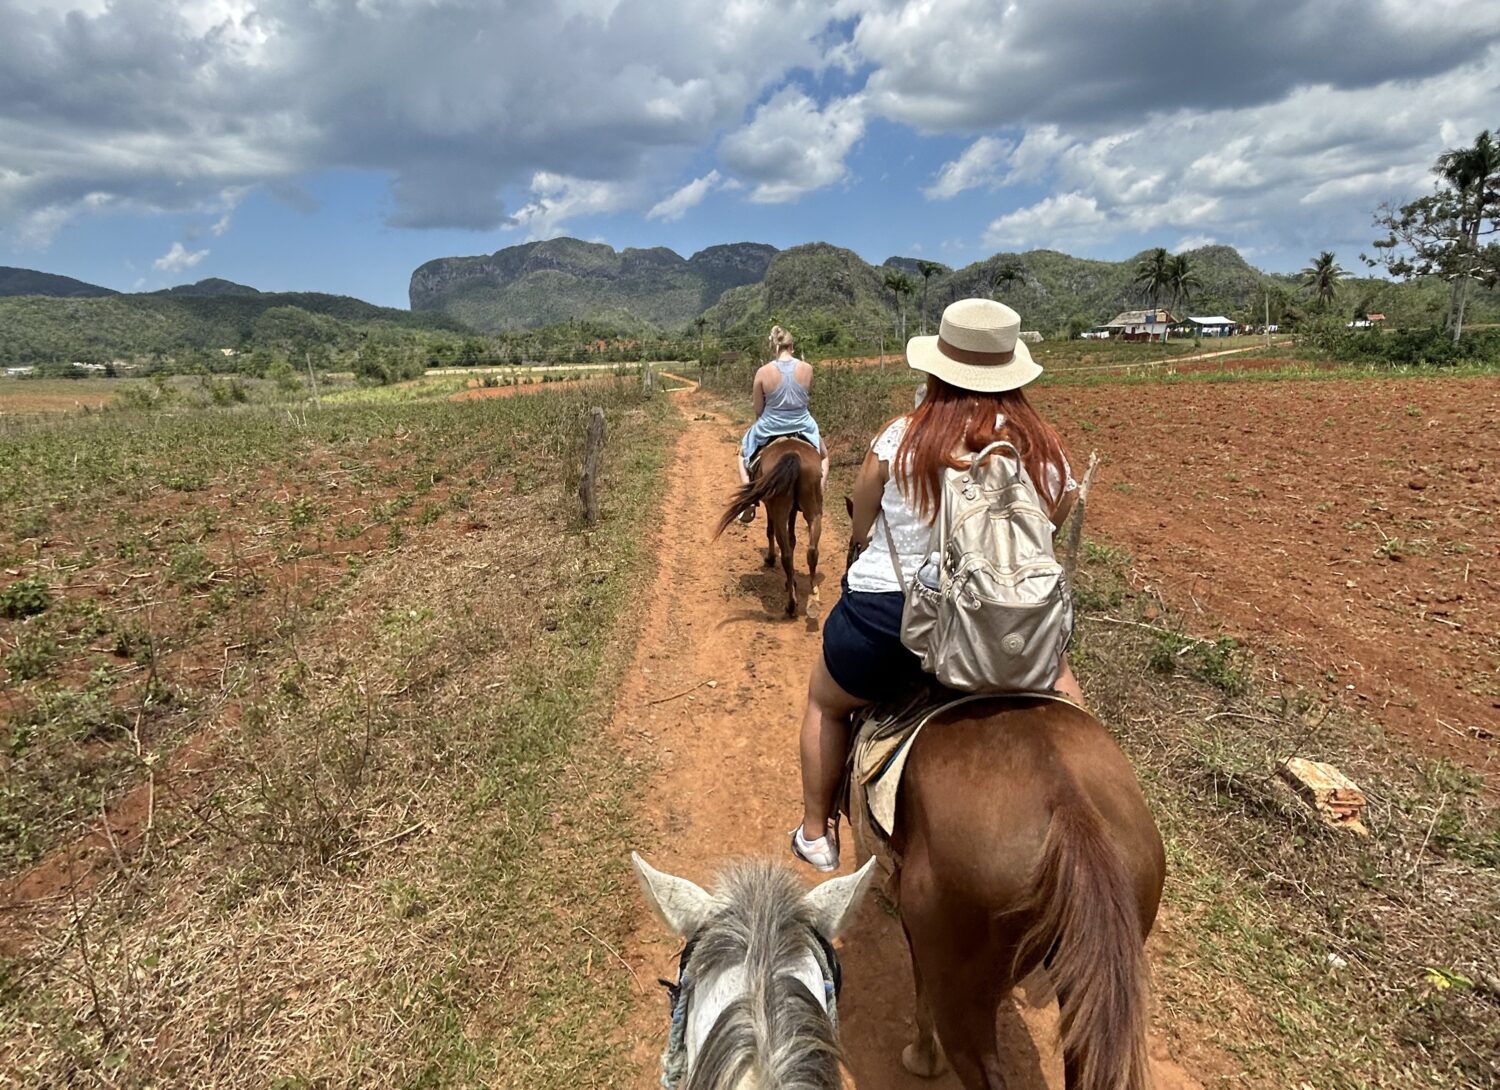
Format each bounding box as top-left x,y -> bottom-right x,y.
611,387 -> 1201,1090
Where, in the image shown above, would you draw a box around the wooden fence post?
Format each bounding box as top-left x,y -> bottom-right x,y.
579,407 -> 606,526
1059,450 -> 1101,579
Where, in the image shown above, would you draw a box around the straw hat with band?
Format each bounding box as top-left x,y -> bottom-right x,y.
906,298 -> 1041,393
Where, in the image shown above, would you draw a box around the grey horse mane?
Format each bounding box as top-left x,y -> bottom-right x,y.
682,861 -> 842,1090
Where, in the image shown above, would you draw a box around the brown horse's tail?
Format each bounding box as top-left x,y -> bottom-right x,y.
713,452 -> 801,538
1014,799 -> 1152,1090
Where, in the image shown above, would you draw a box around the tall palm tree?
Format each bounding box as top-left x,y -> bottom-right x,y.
1300,251 -> 1344,311
916,260 -> 944,334
1133,247 -> 1172,311
1165,253 -> 1202,313
989,262 -> 1023,300
1434,129 -> 1500,343
883,269 -> 915,343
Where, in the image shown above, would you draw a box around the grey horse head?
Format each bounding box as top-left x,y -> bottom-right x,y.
632,853 -> 876,1090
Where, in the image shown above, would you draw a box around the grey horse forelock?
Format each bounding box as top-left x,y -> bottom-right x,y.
680,862 -> 842,1090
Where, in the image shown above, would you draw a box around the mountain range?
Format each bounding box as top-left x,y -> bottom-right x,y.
409,238 -> 777,331
0,277 -> 463,365
409,239 -> 1481,340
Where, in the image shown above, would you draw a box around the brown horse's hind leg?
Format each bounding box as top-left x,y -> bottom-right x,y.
781,507 -> 798,616
764,517 -> 777,567
806,509 -> 822,602
901,922 -> 948,1078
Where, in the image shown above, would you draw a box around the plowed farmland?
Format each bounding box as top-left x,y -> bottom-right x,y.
1042,375 -> 1498,776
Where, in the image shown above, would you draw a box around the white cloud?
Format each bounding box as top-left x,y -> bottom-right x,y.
153,241 -> 209,272
924,136 -> 1012,200
966,47 -> 1500,257
719,90 -> 866,203
1174,234 -> 1218,252
646,170 -> 725,222
0,0 -> 838,237
984,193 -> 1105,248
509,173 -> 630,240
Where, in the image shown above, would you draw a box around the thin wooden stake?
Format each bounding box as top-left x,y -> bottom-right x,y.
1060,449 -> 1101,579
579,407 -> 606,526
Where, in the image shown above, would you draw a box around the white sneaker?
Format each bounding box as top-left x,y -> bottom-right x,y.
791,824 -> 839,872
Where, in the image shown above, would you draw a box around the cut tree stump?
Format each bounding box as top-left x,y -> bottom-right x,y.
579,407 -> 606,526
1278,757 -> 1369,835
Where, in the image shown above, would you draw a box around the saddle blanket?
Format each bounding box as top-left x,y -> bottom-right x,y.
848,688 -> 1077,852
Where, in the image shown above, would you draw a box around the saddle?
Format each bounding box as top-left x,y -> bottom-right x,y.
747,432 -> 817,475
844,687 -> 1077,874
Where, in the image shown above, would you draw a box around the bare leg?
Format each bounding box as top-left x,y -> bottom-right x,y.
738,455 -> 756,522
799,658 -> 868,835
820,449 -> 829,490
1055,653 -> 1087,709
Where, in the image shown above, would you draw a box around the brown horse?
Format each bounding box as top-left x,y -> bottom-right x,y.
715,437 -> 824,617
857,696 -> 1165,1090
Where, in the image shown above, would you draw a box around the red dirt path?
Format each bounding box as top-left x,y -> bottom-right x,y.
1041,375 -> 1499,775
610,387 -> 1202,1090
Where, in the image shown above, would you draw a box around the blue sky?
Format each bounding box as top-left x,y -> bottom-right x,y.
3,1 -> 1498,309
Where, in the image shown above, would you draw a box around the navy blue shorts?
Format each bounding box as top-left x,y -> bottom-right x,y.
821,578 -> 927,703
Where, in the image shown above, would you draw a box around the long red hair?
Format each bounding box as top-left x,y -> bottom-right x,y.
894,375 -> 1070,521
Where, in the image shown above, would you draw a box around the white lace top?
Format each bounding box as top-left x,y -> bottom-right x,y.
845,415 -> 1075,594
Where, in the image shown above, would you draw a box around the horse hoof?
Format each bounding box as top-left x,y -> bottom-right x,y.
901,1043 -> 947,1078
764,554 -> 776,568
785,601 -> 797,618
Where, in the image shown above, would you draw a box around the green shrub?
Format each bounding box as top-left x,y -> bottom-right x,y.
0,576 -> 52,619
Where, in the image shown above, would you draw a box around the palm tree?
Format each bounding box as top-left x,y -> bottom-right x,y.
916,260 -> 944,334
1133,247 -> 1172,310
1300,251 -> 1344,311
988,262 -> 1023,300
883,269 -> 915,343
1434,129 -> 1500,343
1165,253 -> 1202,314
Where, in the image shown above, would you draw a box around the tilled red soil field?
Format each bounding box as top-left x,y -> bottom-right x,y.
1043,376 -> 1499,775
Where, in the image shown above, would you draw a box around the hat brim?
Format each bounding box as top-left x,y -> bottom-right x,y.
905,335 -> 1041,393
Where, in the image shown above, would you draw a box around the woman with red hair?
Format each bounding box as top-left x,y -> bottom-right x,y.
792,298 -> 1084,871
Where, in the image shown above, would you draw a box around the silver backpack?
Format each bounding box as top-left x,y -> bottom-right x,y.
883,441 -> 1072,693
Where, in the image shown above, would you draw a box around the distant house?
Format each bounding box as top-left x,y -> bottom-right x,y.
1019,330 -> 1044,344
1101,309 -> 1177,341
4,366 -> 35,378
1348,313 -> 1386,330
1185,315 -> 1238,337
219,347 -> 237,357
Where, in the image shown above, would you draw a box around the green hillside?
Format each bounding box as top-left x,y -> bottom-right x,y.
410,238 -> 776,332
701,243 -> 898,349
0,266 -> 117,299
0,290 -> 467,366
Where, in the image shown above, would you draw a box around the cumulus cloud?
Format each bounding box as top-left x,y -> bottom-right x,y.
509,173 -> 631,240
720,90 -> 866,202
924,136 -> 1012,200
0,0 -> 837,238
849,0 -> 1500,129
153,241 -> 209,273
646,171 -> 726,222
972,46 -> 1500,255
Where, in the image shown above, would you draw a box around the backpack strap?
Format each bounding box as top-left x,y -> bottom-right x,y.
881,513 -> 907,601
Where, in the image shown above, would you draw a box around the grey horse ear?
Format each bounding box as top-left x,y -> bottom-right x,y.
632,852 -> 715,937
804,857 -> 877,940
